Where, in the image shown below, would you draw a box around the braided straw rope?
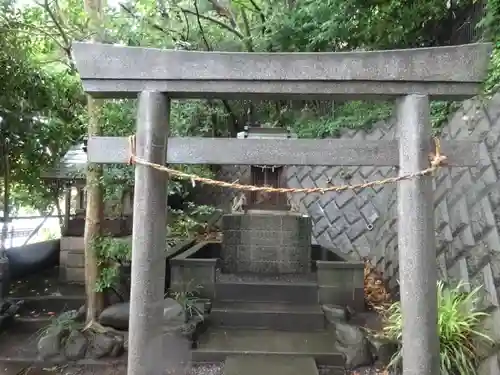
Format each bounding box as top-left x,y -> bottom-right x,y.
127,135 -> 447,193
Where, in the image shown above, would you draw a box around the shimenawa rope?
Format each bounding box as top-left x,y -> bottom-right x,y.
127,135 -> 447,194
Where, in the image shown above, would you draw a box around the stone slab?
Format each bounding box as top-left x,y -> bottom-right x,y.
73,43 -> 490,83
87,136 -> 481,167
195,328 -> 343,366
215,277 -> 318,304
210,301 -> 325,331
72,80 -> 485,100
224,355 -> 319,375
72,42 -> 491,99
198,328 -> 336,353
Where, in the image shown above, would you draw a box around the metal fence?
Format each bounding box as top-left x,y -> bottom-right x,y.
451,0 -> 486,44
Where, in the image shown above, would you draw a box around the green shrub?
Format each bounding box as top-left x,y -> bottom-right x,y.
378,281 -> 494,375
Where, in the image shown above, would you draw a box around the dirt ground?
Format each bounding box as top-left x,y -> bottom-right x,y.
8,267 -> 84,298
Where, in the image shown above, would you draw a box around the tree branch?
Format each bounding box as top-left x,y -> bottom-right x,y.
2,25 -> 66,50
240,8 -> 254,51
207,0 -> 237,28
193,0 -> 211,50
189,1 -> 238,135
248,0 -> 261,12
248,0 -> 266,33
181,9 -> 190,41
119,3 -> 184,42
37,0 -> 75,70
179,7 -> 244,39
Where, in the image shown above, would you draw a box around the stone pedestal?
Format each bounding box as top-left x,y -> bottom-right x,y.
221,212 -> 311,274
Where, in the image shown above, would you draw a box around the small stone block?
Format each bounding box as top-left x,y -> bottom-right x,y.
223,230 -> 241,245
65,267 -> 85,283
319,286 -> 359,308
222,215 -> 242,230
317,268 -> 354,287
66,252 -> 85,268
224,355 -> 319,375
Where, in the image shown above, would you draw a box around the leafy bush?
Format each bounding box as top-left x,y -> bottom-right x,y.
167,280 -> 204,323
94,236 -> 132,293
94,203 -> 217,293
378,281 -> 494,375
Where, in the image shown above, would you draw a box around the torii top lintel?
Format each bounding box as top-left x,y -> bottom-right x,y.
72,42 -> 492,100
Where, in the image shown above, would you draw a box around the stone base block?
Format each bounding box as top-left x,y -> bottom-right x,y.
221,212 -> 312,274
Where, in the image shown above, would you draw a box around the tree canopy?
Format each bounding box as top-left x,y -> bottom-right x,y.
0,0 -> 499,214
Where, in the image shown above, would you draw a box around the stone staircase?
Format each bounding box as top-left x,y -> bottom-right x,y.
192,272 -> 346,375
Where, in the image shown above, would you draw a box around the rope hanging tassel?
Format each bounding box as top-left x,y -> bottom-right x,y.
128,135 -> 136,166
127,135 -> 447,194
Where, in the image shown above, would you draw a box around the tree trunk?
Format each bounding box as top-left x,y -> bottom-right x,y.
1,138 -> 9,252
83,0 -> 106,324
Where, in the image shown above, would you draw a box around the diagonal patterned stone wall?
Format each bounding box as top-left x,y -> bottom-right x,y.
284,121 -> 398,260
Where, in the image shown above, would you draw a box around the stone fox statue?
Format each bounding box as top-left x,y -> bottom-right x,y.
254,187 -> 271,206
231,192 -> 247,212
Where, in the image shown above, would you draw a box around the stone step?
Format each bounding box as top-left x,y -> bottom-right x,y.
215,274 -> 318,304
224,355 -> 319,375
10,317 -> 53,333
193,328 -> 344,367
210,301 -> 325,331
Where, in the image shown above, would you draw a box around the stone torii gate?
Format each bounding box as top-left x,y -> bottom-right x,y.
72,42 -> 491,375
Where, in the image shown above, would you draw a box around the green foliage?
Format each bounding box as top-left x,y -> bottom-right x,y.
483,0 -> 500,95
430,101 -> 462,134
38,309 -> 84,339
378,281 -> 494,375
94,236 -> 131,293
485,43 -> 500,95
168,203 -> 216,238
94,203 -> 216,292
167,280 -> 204,323
263,0 -> 454,52
0,3 -> 85,214
291,101 -> 393,138
288,100 -> 461,138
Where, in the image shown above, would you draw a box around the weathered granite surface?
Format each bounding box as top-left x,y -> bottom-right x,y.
221,213 -> 311,274
72,42 -> 491,99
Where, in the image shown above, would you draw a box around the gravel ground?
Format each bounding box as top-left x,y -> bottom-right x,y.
318,365 -> 389,375
188,364 -> 223,375
5,363 -> 392,375
2,363 -> 224,375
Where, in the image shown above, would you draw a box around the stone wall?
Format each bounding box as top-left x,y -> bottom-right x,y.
59,237 -> 86,283
195,94 -> 500,372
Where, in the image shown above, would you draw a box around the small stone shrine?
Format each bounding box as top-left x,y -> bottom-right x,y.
221,125 -> 312,274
